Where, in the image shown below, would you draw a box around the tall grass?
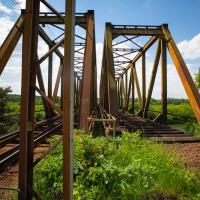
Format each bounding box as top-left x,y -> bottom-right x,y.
34,131 -> 200,199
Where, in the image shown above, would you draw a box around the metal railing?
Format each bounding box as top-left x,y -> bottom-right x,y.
87,108 -> 116,137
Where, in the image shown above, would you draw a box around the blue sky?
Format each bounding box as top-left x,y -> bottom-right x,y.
75,0 -> 200,43
0,0 -> 200,98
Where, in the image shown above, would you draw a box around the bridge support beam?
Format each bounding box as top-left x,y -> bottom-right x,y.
131,67 -> 135,113
0,15 -> 23,75
106,23 -> 118,116
132,64 -> 142,109
79,11 -> 96,129
143,40 -> 161,118
142,53 -> 146,112
162,24 -> 200,123
63,0 -> 75,199
100,23 -> 118,116
48,46 -> 53,99
161,39 -> 167,124
18,0 -> 40,199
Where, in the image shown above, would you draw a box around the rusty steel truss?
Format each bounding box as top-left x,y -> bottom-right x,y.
1,1 -> 200,199
0,0 -> 97,199
100,23 -> 200,124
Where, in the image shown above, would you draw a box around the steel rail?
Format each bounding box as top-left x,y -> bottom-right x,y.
0,119 -> 62,169
0,115 -> 61,148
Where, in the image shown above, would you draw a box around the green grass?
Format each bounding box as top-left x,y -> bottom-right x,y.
34,131 -> 200,200
170,124 -> 186,132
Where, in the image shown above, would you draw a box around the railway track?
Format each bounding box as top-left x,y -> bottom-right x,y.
117,110 -> 200,143
0,115 -> 62,170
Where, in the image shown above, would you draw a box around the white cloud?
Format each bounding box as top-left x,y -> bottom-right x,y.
178,33 -> 200,60
0,2 -> 13,14
96,43 -> 103,78
0,0 -> 199,99
96,42 -> 103,96
0,16 -> 15,45
16,0 -> 49,12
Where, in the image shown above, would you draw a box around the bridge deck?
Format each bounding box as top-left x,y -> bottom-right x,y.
117,110 -> 200,143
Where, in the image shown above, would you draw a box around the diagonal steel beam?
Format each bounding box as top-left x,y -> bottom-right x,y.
162,24 -> 200,123
40,0 -> 65,22
116,36 -> 157,81
143,40 -> 161,117
0,15 -> 23,75
131,63 -> 142,108
38,26 -> 63,58
52,64 -> 63,103
38,37 -> 64,64
33,84 -> 63,115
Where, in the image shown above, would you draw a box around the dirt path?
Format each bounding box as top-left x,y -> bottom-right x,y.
0,144 -> 50,199
166,143 -> 200,176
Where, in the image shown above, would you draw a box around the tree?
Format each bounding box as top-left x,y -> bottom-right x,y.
0,86 -> 12,133
194,68 -> 200,90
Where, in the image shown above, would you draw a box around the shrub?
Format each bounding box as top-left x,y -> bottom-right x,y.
34,132 -> 200,199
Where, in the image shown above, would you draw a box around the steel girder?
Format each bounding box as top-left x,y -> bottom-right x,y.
0,10 -> 97,123
0,15 -> 24,75
63,0 -> 75,198
0,1 -> 98,199
79,10 -> 97,129
18,0 -> 40,198
99,23 -> 200,124
100,23 -> 118,117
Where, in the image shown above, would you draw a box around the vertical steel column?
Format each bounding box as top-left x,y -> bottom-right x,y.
101,46 -> 109,111
142,53 -> 146,112
18,0 -> 40,199
48,45 -> 53,99
126,70 -> 132,111
125,71 -> 128,109
105,23 -> 118,116
117,80 -> 120,107
92,31 -> 97,110
161,39 -> 167,124
76,78 -> 80,108
60,59 -> 64,110
131,67 -> 135,113
63,0 -> 75,198
120,78 -> 123,108
79,10 -> 95,129
74,77 -> 77,107
121,76 -> 126,108
132,64 -> 142,108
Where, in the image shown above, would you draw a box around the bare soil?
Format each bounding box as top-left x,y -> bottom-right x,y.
166,143 -> 200,176
0,144 -> 50,199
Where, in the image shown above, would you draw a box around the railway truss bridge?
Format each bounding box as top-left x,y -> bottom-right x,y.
0,0 -> 200,199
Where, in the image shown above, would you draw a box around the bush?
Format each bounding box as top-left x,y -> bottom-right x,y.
34,132 -> 200,199
35,111 -> 45,122
184,122 -> 200,136
0,87 -> 12,134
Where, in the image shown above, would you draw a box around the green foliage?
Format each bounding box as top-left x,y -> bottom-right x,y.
35,111 -> 45,122
148,103 -> 195,124
7,94 -> 21,103
183,122 -> 200,136
194,68 -> 200,89
35,105 -> 45,122
0,86 -> 12,114
128,98 -> 195,124
34,132 -> 200,200
6,102 -> 20,114
0,87 -> 13,133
